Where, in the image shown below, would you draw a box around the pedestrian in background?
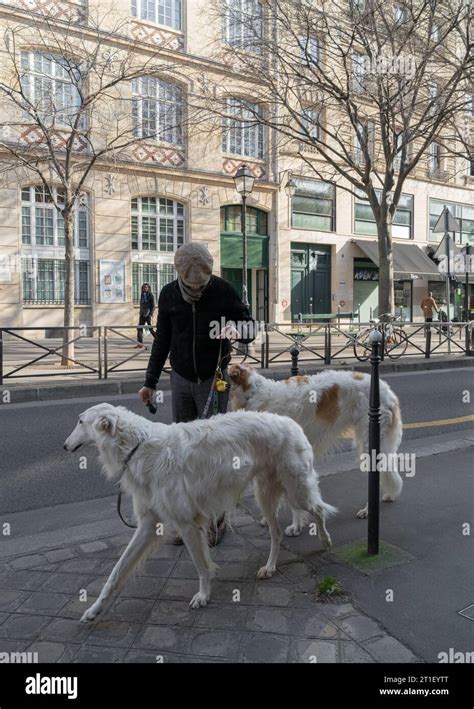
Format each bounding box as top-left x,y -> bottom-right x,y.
421,291 -> 439,326
135,283 -> 156,349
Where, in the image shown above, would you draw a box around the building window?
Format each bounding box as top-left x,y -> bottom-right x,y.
429,199 -> 474,244
291,178 -> 336,232
22,258 -> 90,304
301,108 -> 320,140
222,97 -> 264,159
220,205 -> 268,235
352,52 -> 366,93
223,0 -> 263,52
299,36 -> 320,66
428,142 -> 442,176
354,120 -> 374,164
430,22 -> 440,42
21,186 -> 89,248
20,52 -> 84,127
132,77 -> 183,145
132,262 -> 176,302
394,4 -> 407,22
131,197 -> 184,252
354,190 -> 413,239
131,0 -> 182,30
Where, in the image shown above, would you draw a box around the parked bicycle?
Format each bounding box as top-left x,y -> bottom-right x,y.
353,313 -> 408,361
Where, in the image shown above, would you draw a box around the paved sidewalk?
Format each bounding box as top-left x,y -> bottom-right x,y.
1,431 -> 471,664
0,499 -> 419,664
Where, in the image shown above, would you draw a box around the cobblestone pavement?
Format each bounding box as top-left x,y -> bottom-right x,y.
0,500 -> 420,664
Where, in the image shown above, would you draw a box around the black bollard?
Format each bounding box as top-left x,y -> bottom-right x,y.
425,323 -> 431,358
290,344 -> 300,377
368,330 -> 382,555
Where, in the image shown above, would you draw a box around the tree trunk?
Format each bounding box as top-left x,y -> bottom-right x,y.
61,208 -> 76,367
377,217 -> 395,320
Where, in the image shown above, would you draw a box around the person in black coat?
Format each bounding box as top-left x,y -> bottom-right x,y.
138,242 -> 255,545
136,283 -> 156,348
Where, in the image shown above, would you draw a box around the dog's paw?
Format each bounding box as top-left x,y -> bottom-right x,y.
80,605 -> 101,623
382,494 -> 395,502
259,517 -> 268,528
356,506 -> 368,519
285,524 -> 303,537
257,565 -> 275,579
321,534 -> 332,550
189,592 -> 209,609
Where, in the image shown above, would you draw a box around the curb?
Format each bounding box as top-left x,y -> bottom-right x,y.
1,356 -> 473,404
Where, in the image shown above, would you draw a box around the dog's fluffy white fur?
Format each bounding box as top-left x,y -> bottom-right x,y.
64,403 -> 336,620
228,365 -> 403,529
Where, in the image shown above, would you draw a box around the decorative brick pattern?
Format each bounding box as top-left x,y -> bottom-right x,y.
131,143 -> 185,167
15,0 -> 86,23
130,22 -> 184,52
223,158 -> 266,179
19,126 -> 88,153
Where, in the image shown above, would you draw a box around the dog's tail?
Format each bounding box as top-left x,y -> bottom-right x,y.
317,500 -> 338,518
381,395 -> 404,501
387,396 -> 403,452
310,485 -> 338,518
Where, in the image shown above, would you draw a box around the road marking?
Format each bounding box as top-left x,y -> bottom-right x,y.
403,414 -> 474,429
340,414 -> 473,437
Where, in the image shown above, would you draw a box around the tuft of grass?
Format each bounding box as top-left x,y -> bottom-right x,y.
318,576 -> 342,596
332,541 -> 413,574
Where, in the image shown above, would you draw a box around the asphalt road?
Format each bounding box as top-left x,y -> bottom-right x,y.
0,367 -> 472,514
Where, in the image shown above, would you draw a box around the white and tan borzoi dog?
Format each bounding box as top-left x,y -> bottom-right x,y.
64,403 -> 336,620
228,365 -> 403,529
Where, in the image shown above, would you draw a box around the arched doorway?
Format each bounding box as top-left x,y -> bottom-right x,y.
220,205 -> 269,321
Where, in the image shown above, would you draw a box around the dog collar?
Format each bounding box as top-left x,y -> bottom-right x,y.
123,442 -> 140,469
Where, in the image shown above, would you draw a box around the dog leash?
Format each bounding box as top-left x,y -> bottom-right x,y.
200,340 -> 228,419
116,442 -> 140,529
117,340 -> 227,527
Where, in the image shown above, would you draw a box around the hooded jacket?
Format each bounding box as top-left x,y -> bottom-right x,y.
144,275 -> 255,388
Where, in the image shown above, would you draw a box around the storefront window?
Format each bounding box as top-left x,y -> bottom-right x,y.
394,281 -> 412,320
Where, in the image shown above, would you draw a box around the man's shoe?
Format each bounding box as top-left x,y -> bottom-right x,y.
207,515 -> 227,547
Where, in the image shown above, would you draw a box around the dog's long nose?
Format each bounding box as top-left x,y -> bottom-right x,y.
63,443 -> 68,451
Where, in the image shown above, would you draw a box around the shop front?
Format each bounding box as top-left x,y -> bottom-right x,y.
220,205 -> 269,321
352,240 -> 441,322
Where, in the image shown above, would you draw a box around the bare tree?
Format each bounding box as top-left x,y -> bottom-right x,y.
0,6 -> 183,364
205,0 -> 472,317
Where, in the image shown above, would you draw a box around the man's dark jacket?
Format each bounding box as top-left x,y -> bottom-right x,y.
139,291 -> 155,318
144,276 -> 255,388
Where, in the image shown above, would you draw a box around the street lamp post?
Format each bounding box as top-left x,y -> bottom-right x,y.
233,164 -> 256,309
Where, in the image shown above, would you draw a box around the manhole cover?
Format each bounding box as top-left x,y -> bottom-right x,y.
458,604 -> 474,620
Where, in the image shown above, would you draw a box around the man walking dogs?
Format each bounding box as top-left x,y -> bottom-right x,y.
136,283 -> 156,348
138,242 -> 255,545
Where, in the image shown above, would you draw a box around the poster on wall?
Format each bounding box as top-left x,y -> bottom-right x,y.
99,259 -> 125,303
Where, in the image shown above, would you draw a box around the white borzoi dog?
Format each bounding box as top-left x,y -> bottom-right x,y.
64,403 -> 336,620
228,365 -> 403,530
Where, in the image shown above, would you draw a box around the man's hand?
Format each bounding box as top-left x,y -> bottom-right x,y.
219,323 -> 240,340
139,386 -> 155,405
